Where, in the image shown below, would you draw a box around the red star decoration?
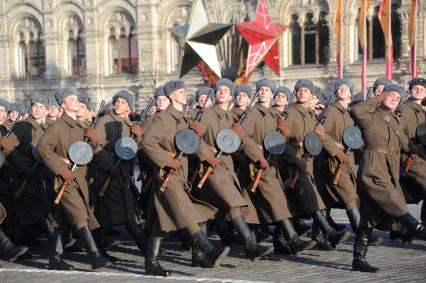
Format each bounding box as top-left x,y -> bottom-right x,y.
236,0 -> 286,77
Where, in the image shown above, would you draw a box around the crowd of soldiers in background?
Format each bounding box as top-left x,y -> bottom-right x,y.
0,75 -> 425,276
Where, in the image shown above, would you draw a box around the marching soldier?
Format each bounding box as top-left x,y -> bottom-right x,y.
195,87 -> 214,109
142,80 -> 229,276
37,86 -> 110,270
4,102 -> 26,130
350,84 -> 426,273
240,78 -> 315,255
372,77 -> 392,97
399,78 -> 426,229
320,79 -> 360,232
282,79 -> 350,250
8,96 -> 54,244
273,86 -> 291,114
195,78 -> 274,262
0,98 -> 8,126
94,90 -> 146,260
46,97 -> 62,125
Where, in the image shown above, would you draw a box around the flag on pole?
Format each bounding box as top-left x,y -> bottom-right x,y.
379,0 -> 393,79
359,0 -> 369,98
408,0 -> 418,78
334,0 -> 343,79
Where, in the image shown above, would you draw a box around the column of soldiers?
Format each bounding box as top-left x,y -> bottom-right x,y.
0,75 -> 425,275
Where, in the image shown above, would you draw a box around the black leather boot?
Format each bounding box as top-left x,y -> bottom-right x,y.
41,219 -> 54,241
0,227 -> 28,262
399,213 -> 426,240
352,227 -> 379,272
232,217 -> 273,261
311,220 -> 334,251
326,209 -> 346,231
77,226 -> 111,269
191,223 -> 211,268
125,220 -> 146,253
215,218 -> 238,245
278,219 -> 316,255
312,210 -> 350,248
145,237 -> 171,276
293,218 -> 311,235
193,230 -> 230,268
346,208 -> 360,233
273,227 -> 292,255
48,229 -> 74,270
94,227 -> 120,263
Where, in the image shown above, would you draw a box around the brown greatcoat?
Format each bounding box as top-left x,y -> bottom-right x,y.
320,101 -> 359,209
196,104 -> 249,217
351,97 -> 409,229
141,105 -> 217,232
399,99 -> 426,200
241,104 -> 292,223
282,103 -> 326,215
37,113 -> 99,230
94,113 -> 136,226
9,115 -> 52,226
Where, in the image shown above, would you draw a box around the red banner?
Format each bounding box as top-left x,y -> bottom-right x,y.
379,0 -> 393,79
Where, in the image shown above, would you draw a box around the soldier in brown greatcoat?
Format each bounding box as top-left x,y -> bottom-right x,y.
240,78 -> 315,256
37,86 -> 110,271
399,78 -> 426,225
350,84 -> 426,273
94,90 -> 146,260
320,79 -> 360,232
8,96 -> 54,243
142,80 -> 229,276
195,78 -> 273,263
282,79 -> 350,250
0,100 -> 29,262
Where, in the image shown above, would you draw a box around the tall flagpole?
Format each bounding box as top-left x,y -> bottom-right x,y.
409,0 -> 418,78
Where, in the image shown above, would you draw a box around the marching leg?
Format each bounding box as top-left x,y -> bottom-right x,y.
76,226 -> 111,270
48,229 -> 74,270
352,227 -> 379,272
145,237 -> 171,277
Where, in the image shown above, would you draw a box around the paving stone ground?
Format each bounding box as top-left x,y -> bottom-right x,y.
1,204 -> 425,283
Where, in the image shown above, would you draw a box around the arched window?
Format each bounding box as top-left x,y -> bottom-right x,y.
67,30 -> 85,76
304,13 -> 316,64
15,17 -> 45,78
289,14 -> 301,65
106,11 -> 138,75
372,6 -> 385,59
317,11 -> 329,65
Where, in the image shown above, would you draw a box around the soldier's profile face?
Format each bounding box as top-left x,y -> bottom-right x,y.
170,88 -> 187,105
156,95 -> 170,111
382,92 -> 401,111
274,93 -> 288,107
198,94 -> 208,107
114,98 -> 131,115
31,103 -> 47,119
411,85 -> 426,101
215,86 -> 232,104
62,95 -> 80,112
236,92 -> 249,107
374,85 -> 385,96
258,87 -> 273,102
336,84 -> 351,100
77,103 -> 88,118
49,106 -> 60,118
0,106 -> 6,122
296,87 -> 312,103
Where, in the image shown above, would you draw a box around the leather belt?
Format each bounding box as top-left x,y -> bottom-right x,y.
366,146 -> 400,156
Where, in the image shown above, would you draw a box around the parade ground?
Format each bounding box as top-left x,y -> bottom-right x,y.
1,204 -> 424,283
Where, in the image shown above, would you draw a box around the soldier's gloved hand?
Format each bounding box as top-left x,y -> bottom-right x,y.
231,123 -> 244,141
335,151 -> 349,164
277,117 -> 289,138
293,158 -> 308,172
166,159 -> 181,170
0,136 -> 13,154
206,156 -> 220,169
375,92 -> 388,104
190,121 -> 202,138
59,169 -> 75,183
131,124 -> 142,143
84,128 -> 98,146
257,157 -> 269,169
108,165 -> 120,178
313,123 -> 326,141
408,140 -> 420,156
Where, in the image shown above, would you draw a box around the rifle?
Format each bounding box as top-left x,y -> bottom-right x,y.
197,91 -> 259,190
98,96 -> 155,197
290,93 -> 334,188
54,100 -> 105,205
159,91 -> 213,193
